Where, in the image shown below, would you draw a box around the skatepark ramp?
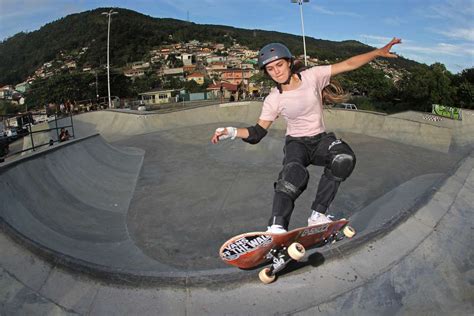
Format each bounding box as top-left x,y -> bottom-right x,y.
0,136 -> 176,276
0,102 -> 473,285
68,102 -> 474,153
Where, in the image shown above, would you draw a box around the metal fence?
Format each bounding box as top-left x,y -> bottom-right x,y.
0,112 -> 75,163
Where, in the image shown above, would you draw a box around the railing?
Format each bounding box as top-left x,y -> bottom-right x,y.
0,112 -> 75,163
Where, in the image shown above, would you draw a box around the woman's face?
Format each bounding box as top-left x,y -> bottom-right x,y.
265,59 -> 291,84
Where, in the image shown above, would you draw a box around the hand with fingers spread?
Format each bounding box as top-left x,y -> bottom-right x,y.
331,36 -> 403,76
377,37 -> 402,58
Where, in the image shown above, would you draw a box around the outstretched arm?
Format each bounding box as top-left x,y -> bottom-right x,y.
331,37 -> 402,76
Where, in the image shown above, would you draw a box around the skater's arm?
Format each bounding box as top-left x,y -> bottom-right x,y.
232,119 -> 272,139
211,119 -> 272,144
331,37 -> 401,76
256,119 -> 272,130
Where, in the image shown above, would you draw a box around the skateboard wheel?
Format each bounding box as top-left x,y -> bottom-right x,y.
287,242 -> 305,261
343,225 -> 356,238
259,268 -> 276,284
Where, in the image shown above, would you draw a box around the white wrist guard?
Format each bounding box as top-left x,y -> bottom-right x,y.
215,127 -> 237,140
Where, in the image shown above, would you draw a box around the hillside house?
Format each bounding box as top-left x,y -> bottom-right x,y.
183,65 -> 197,73
65,61 -> 77,69
220,69 -> 253,85
242,60 -> 257,69
179,53 -> 194,66
206,56 -> 226,64
161,67 -> 184,80
207,82 -> 238,100
124,68 -> 145,79
139,89 -> 178,105
186,73 -> 205,85
0,86 -> 14,99
131,61 -> 150,69
243,49 -> 258,58
208,61 -> 227,70
15,82 -> 30,93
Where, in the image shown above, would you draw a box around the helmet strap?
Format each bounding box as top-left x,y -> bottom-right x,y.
277,72 -> 302,94
282,74 -> 293,85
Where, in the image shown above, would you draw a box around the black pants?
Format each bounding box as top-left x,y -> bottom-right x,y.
268,132 -> 355,229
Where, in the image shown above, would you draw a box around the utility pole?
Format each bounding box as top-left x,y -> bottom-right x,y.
291,0 -> 309,66
95,71 -> 99,101
102,9 -> 118,108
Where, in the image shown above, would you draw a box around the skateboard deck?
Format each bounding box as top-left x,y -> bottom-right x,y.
219,219 -> 355,283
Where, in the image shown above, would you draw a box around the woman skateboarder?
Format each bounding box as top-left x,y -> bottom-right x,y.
211,38 -> 402,233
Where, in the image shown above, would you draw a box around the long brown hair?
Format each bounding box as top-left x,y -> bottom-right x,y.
292,60 -> 349,105
321,80 -> 350,105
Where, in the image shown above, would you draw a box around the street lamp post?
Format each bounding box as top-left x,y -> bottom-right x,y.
291,0 -> 309,66
102,9 -> 118,109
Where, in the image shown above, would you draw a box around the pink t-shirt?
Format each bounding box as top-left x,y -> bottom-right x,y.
259,65 -> 332,137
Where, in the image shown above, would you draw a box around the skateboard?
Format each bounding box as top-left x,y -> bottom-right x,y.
219,219 -> 355,284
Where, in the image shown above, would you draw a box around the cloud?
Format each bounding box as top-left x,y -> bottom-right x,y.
359,35 -> 393,43
397,42 -> 474,58
423,0 -> 474,25
357,35 -> 406,46
421,1 -> 474,43
437,27 -> 474,42
310,5 -> 362,18
358,34 -> 473,71
397,42 -> 473,72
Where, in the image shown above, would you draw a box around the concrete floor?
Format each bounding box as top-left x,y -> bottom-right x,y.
113,124 -> 461,273
1,104 -> 473,314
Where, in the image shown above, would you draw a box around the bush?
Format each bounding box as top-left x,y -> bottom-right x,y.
0,100 -> 22,115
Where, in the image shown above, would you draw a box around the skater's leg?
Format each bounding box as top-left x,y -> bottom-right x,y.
309,135 -> 356,223
268,139 -> 310,230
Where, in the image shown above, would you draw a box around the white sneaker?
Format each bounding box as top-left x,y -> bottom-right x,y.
307,211 -> 333,226
266,224 -> 287,234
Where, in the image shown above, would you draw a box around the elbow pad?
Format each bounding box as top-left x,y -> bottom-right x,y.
242,124 -> 268,144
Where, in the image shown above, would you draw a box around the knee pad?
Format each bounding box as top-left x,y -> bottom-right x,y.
274,162 -> 309,200
325,140 -> 356,181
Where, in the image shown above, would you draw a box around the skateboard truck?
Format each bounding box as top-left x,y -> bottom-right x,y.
259,243 -> 306,284
258,225 -> 355,284
266,248 -> 290,274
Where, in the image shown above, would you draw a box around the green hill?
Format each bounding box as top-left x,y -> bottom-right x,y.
0,7 -> 418,85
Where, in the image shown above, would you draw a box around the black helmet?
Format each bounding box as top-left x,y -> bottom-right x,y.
258,43 -> 293,69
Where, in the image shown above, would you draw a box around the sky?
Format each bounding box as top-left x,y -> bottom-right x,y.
0,0 -> 473,73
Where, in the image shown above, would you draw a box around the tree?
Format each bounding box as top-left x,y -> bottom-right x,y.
249,72 -> 274,87
428,63 -> 455,106
25,72 -> 102,109
456,81 -> 474,109
108,73 -> 132,98
397,66 -> 431,111
130,74 -> 161,96
396,63 -> 455,112
0,100 -> 21,115
183,80 -> 203,93
162,77 -> 183,90
334,65 -> 397,112
452,68 -> 474,109
165,54 -> 183,68
459,67 -> 474,83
